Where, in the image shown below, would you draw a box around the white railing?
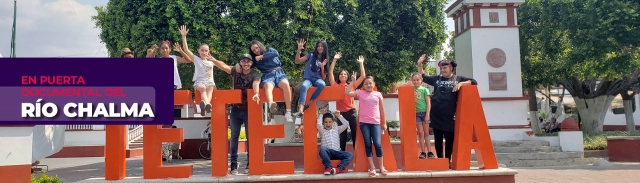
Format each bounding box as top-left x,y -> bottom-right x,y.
126,125 -> 144,149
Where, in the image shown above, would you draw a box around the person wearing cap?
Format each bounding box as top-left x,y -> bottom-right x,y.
207,53 -> 260,175
145,41 -> 193,89
416,54 -> 477,167
121,48 -> 135,58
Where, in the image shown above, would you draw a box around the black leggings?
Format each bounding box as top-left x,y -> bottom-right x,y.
337,109 -> 357,151
433,128 -> 455,161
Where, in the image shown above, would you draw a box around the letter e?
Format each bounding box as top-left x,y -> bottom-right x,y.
210,90 -> 242,177
142,125 -> 192,179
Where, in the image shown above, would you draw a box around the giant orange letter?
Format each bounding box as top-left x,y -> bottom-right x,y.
210,90 -> 242,176
451,85 -> 499,170
105,125 -> 127,180
301,86 -> 348,174
247,88 -> 295,175
352,106 -> 398,172
142,125 -> 193,179
397,85 -> 449,171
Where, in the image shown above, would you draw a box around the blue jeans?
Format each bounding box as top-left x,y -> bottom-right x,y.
299,78 -> 326,105
359,123 -> 383,157
229,108 -> 249,163
319,146 -> 353,170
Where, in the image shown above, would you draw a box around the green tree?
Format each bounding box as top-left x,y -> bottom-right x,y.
518,0 -> 640,133
92,0 -> 448,108
444,31 -> 455,61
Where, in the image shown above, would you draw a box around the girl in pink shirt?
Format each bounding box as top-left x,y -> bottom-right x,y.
345,73 -> 387,177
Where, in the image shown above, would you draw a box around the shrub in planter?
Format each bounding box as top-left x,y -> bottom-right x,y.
31,173 -> 63,183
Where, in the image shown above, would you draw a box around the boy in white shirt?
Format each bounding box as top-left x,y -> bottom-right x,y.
318,112 -> 353,175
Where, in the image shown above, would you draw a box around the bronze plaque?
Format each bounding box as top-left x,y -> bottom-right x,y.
488,72 -> 507,91
486,48 -> 506,68
489,12 -> 499,23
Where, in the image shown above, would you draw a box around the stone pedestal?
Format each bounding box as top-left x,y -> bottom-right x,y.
0,126 -> 35,183
272,115 -> 296,143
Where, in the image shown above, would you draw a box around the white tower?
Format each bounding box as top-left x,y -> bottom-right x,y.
446,0 -> 529,131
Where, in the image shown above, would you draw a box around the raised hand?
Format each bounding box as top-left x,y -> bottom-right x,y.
297,39 -> 306,51
179,25 -> 189,36
173,43 -> 182,52
320,59 -> 328,67
357,55 -> 364,63
334,110 -> 341,117
351,71 -> 357,81
147,44 -> 158,55
333,52 -> 342,61
417,54 -> 426,64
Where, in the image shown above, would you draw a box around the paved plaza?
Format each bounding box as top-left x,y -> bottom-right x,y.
35,153 -> 640,183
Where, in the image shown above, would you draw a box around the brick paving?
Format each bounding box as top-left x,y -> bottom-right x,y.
35,154 -> 640,183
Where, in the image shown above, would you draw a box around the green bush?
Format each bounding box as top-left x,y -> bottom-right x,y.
227,128 -> 247,140
31,173 -> 63,183
584,131 -> 640,150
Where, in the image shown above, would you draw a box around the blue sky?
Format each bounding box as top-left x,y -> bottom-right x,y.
0,0 -> 454,57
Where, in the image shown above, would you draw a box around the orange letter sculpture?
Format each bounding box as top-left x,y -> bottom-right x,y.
352,102 -> 398,172
397,85 -> 449,171
301,86 -> 349,174
246,88 -> 295,175
210,90 -> 242,176
142,125 -> 192,179
451,85 -> 499,170
105,125 -> 127,180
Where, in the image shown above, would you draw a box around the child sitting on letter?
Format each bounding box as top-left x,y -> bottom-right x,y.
318,112 -> 353,175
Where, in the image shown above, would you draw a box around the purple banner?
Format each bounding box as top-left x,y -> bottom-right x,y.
0,58 -> 175,125
0,87 -> 156,122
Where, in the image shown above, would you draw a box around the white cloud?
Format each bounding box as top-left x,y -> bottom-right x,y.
0,0 -> 108,57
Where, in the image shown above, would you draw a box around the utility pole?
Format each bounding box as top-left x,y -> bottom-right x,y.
10,0 -> 17,58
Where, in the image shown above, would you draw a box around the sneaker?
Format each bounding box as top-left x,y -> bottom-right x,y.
285,112 -> 293,122
419,152 -> 427,159
302,104 -> 311,112
243,164 -> 249,174
205,103 -> 212,113
427,152 -> 435,159
269,102 -> 278,113
292,112 -> 303,118
229,162 -> 238,175
334,168 -> 342,174
324,168 -> 332,175
199,101 -> 206,116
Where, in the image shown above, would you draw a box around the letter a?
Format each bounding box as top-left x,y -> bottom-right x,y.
451,85 -> 499,170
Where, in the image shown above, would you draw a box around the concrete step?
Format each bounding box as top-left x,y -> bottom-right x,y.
471,152 -> 583,161
129,143 -> 144,149
492,140 -> 550,147
493,146 -> 562,153
470,157 -> 604,167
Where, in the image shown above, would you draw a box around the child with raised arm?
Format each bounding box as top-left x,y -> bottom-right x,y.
178,25 -> 216,117
236,40 -> 294,122
416,54 -> 477,167
328,54 -> 365,151
344,66 -> 388,177
145,41 -> 193,89
318,112 -> 353,175
292,39 -> 336,117
408,73 -> 435,159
